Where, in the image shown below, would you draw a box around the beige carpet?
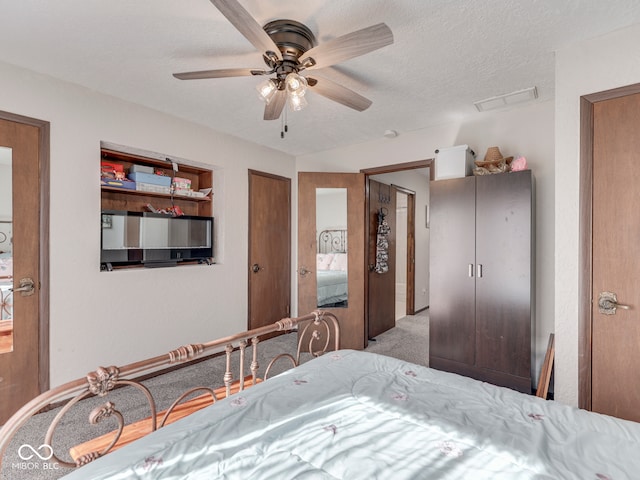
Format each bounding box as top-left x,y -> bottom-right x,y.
365,313 -> 429,366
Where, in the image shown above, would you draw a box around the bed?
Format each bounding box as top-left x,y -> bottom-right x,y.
2,312 -> 640,479
0,252 -> 12,353
317,229 -> 348,307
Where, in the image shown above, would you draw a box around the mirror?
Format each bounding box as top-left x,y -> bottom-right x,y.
0,146 -> 13,353
316,188 -> 348,308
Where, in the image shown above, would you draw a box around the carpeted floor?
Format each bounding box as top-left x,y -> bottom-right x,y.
366,314 -> 429,366
0,313 -> 428,480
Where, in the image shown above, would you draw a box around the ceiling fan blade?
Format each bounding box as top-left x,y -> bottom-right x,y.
264,89 -> 286,120
301,23 -> 393,69
173,68 -> 264,80
210,0 -> 282,60
308,76 -> 372,112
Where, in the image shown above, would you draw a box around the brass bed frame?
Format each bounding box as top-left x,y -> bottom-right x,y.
0,310 -> 340,470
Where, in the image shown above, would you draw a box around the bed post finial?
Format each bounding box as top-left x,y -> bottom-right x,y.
87,366 -> 120,396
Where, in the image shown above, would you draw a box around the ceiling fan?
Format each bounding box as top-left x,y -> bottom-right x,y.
173,0 -> 394,124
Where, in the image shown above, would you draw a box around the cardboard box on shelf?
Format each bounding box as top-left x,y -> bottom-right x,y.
101,161 -> 124,174
130,164 -> 155,174
128,172 -> 172,187
171,177 -> 192,190
101,177 -> 136,190
136,182 -> 171,194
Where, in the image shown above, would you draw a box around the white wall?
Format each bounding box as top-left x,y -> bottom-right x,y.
0,158 -> 10,220
298,100 -> 555,385
316,189 -> 348,233
0,60 -> 296,386
554,23 -> 640,406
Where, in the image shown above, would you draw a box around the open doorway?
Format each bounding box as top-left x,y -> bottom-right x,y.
394,188 -> 413,319
367,166 -> 431,317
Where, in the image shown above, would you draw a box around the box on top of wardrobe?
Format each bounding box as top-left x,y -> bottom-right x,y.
433,145 -> 475,180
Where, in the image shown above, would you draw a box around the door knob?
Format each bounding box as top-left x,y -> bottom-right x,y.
598,291 -> 631,315
298,266 -> 313,276
10,278 -> 35,297
251,263 -> 263,273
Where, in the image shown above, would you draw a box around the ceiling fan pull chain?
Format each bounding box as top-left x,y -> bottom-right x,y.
281,108 -> 289,138
281,111 -> 285,138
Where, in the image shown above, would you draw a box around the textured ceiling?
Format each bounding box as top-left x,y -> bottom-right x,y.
1,1 -> 639,156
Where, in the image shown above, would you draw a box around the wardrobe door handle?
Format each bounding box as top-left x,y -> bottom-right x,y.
468,264 -> 474,277
477,264 -> 483,278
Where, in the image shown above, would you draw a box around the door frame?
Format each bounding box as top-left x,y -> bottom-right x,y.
578,82 -> 640,410
393,185 -> 416,316
0,109 -> 50,394
361,159 -> 433,339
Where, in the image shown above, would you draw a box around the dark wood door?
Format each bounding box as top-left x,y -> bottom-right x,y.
298,172 -> 365,350
429,176 -> 476,365
475,171 -> 532,383
367,179 -> 396,339
0,113 -> 49,424
591,92 -> 640,421
248,170 -> 291,330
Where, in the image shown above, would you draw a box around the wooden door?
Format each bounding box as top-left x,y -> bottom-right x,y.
429,177 -> 476,367
0,113 -> 49,424
591,92 -> 640,421
248,170 -> 291,331
475,171 -> 532,390
298,172 -> 365,350
367,179 -> 396,339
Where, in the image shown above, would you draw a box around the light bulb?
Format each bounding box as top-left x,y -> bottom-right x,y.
288,93 -> 308,111
256,78 -> 277,104
285,73 -> 307,97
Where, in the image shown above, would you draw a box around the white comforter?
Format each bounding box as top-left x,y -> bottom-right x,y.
316,270 -> 347,306
63,350 -> 640,479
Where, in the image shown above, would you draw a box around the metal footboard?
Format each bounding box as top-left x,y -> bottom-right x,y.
0,310 -> 340,470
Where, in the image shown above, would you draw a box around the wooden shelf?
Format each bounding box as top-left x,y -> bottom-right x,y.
101,186 -> 212,203
101,147 -> 213,217
101,148 -> 205,175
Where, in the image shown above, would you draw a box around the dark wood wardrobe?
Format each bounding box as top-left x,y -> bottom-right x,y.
429,170 -> 534,393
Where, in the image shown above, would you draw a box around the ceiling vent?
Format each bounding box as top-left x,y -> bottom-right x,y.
473,87 -> 538,112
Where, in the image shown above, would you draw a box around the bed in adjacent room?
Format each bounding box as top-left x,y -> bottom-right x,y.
1,311 -> 640,479
0,252 -> 13,354
316,229 -> 348,307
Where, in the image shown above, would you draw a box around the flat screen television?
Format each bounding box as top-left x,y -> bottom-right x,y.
101,210 -> 214,269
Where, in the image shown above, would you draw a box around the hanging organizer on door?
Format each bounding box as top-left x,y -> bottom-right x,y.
374,208 -> 390,273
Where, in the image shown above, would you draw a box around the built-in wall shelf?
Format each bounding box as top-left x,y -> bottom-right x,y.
99,144 -> 215,270
101,186 -> 212,202
100,147 -> 213,217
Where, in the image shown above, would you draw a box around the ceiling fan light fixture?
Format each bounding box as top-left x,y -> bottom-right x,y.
288,92 -> 308,111
285,72 -> 308,97
256,78 -> 278,104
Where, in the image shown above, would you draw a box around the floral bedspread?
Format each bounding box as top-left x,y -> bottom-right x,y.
63,350 -> 640,479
